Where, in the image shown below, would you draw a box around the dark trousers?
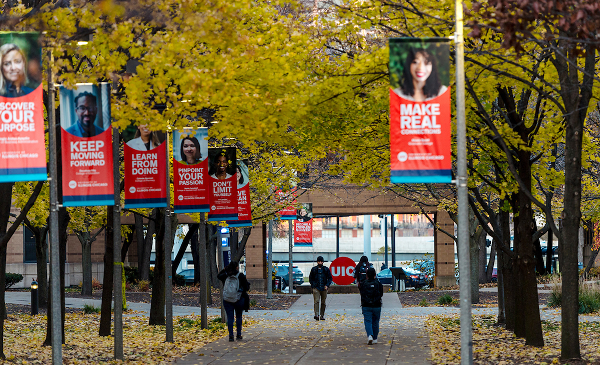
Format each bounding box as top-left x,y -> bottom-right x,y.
223,297 -> 245,337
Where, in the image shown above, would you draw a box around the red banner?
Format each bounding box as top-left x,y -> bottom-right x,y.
294,219 -> 312,246
172,128 -> 209,212
124,142 -> 167,208
61,128 -> 114,206
226,159 -> 252,227
60,84 -> 113,206
208,147 -> 238,221
277,190 -> 296,220
0,86 -> 46,182
389,38 -> 451,183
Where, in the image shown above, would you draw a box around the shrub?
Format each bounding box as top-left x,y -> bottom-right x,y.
5,273 -> 23,289
91,278 -> 102,290
249,299 -> 257,307
437,294 -> 455,305
173,274 -> 185,287
137,280 -> 150,292
83,304 -> 101,314
124,266 -> 139,284
418,298 -> 428,307
546,277 -> 600,314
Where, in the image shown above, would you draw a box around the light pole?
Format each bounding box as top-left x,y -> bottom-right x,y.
30,279 -> 38,315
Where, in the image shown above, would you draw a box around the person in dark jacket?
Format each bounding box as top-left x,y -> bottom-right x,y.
360,267 -> 383,345
354,255 -> 373,288
217,261 -> 250,341
309,256 -> 333,321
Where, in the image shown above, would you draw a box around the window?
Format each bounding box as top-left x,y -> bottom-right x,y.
23,226 -> 36,263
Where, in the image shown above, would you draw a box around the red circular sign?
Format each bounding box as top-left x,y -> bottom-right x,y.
330,257 -> 357,285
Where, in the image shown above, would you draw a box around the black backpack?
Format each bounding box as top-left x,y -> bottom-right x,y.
361,280 -> 380,306
358,263 -> 370,284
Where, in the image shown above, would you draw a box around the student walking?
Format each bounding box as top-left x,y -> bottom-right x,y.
354,255 -> 373,288
309,256 -> 333,321
360,267 -> 383,345
218,261 -> 250,341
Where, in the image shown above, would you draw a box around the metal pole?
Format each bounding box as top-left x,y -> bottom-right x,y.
455,0 -> 472,362
391,214 -> 396,290
217,226 -> 226,322
198,220 -> 208,329
267,220 -> 273,299
112,126 -> 123,359
384,216 -> 388,268
47,50 -> 62,365
165,131 -> 173,342
288,220 -> 293,294
336,216 -> 340,258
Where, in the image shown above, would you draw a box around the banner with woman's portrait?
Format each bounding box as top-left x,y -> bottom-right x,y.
172,128 -> 209,212
294,202 -> 313,246
389,38 -> 451,183
60,83 -> 113,206
0,32 -> 46,182
207,147 -> 238,221
123,124 -> 167,208
226,159 -> 252,227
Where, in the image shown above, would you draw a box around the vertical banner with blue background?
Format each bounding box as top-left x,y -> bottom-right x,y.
0,32 -> 46,182
60,83 -> 114,206
172,127 -> 209,212
389,38 -> 451,183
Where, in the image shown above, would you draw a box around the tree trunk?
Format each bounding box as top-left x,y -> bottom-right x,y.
479,231 -> 487,283
149,209 -> 166,325
191,228 -> 200,285
135,213 -> 145,278
469,223 -> 482,304
99,206 -> 114,336
0,182 -> 11,358
140,209 -> 158,281
34,226 -> 49,309
80,232 -> 93,296
207,226 -> 220,288
121,228 -> 134,264
546,228 -> 554,274
172,224 -> 198,277
502,201 -> 515,331
232,227 -> 252,263
486,239 -> 496,283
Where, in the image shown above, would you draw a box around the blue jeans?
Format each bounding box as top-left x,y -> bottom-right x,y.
223,297 -> 245,337
362,306 -> 381,339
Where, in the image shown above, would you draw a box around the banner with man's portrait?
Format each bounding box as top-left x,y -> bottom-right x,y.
172,127 -> 209,213
294,202 -> 313,246
60,83 -> 113,206
389,38 -> 451,183
123,123 -> 167,208
0,32 -> 46,182
226,159 -> 252,227
207,147 -> 238,221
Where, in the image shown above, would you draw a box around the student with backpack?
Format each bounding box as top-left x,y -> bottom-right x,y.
359,267 -> 383,345
354,255 -> 372,288
217,261 -> 250,342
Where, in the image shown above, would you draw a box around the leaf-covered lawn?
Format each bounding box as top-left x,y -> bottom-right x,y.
426,314 -> 600,364
2,313 -> 252,364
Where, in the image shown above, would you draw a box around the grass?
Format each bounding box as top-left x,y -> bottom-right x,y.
83,304 -> 101,314
546,275 -> 600,314
437,294 -> 456,305
418,298 -> 429,306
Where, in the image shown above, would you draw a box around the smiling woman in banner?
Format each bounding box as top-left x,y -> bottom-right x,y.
179,136 -> 202,165
0,43 -> 34,98
127,124 -> 162,151
392,47 -> 447,102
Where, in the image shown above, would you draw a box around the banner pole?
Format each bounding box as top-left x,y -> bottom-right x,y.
47,50 -> 62,365
267,220 -> 273,299
112,125 -> 123,360
288,220 -> 293,294
165,131 -> 173,342
454,0 -> 472,362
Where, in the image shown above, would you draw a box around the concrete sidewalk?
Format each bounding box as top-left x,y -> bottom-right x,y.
175,293 -> 432,364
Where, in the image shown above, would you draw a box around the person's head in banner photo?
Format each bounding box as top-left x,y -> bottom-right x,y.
390,40 -> 449,102
296,203 -> 312,222
123,124 -> 165,151
208,148 -> 236,180
0,33 -> 42,98
60,84 -> 111,138
172,129 -> 208,165
236,160 -> 249,189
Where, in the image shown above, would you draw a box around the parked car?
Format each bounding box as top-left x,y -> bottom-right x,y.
377,267 -> 428,288
275,265 -> 304,289
491,268 -> 497,283
178,269 -> 195,285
